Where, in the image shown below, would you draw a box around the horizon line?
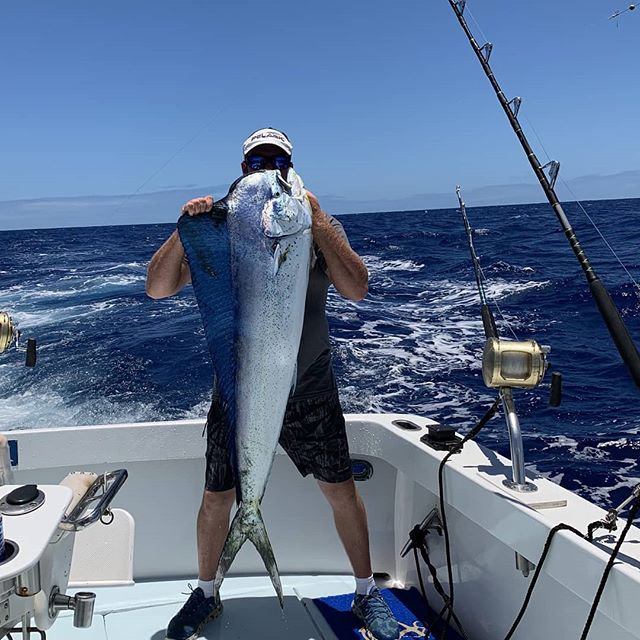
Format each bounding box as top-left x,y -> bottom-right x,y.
1,195 -> 639,233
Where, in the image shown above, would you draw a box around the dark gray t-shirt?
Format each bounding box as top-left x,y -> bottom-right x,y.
291,214 -> 349,399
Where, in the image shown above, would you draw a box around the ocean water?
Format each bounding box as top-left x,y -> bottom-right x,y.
1,198 -> 640,509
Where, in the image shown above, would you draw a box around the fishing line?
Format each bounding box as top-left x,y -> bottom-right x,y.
448,0 -> 640,386
110,105 -> 224,217
521,113 -> 640,294
457,186 -> 519,340
464,5 -> 640,296
475,263 -> 520,341
465,7 -> 489,45
560,181 -> 640,293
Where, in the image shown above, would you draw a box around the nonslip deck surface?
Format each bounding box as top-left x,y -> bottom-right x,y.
45,577 -> 457,640
47,575 -> 354,640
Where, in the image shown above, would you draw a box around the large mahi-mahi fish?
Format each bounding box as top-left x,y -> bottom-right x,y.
177,169 -> 313,606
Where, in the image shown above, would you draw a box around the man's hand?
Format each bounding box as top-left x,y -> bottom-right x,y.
181,195 -> 214,216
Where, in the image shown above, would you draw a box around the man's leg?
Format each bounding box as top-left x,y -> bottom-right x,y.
282,392 -> 398,639
197,488 -> 236,580
317,477 -> 372,578
166,488 -> 234,640
318,477 -> 399,640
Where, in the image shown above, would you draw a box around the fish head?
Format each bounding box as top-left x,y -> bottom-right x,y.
261,170 -> 312,239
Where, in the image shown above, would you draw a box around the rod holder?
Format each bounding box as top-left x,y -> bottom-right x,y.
16,564 -> 41,597
49,588 -> 96,628
515,551 -> 535,577
500,388 -> 537,493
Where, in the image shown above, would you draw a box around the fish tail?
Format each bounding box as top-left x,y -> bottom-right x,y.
248,504 -> 284,608
214,501 -> 283,608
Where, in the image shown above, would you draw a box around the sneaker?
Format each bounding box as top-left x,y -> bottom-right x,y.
352,587 -> 400,640
165,586 -> 222,640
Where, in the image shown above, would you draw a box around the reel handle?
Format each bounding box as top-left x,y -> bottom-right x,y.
26,338 -> 37,367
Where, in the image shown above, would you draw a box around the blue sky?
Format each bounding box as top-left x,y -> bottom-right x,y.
1,0 -> 638,229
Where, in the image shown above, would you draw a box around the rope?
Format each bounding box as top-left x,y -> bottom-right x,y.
502,523 -> 586,639
503,497 -> 640,639
580,498 -> 640,639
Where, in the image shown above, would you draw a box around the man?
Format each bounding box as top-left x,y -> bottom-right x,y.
146,128 -> 399,640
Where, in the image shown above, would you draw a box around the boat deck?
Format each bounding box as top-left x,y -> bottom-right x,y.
48,575 -> 355,640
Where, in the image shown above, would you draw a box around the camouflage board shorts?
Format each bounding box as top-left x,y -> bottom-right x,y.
204,390 -> 353,492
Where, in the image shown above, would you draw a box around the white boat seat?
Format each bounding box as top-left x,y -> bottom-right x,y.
68,508 -> 135,587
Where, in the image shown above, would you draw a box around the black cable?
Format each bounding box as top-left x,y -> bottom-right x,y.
579,498 -> 640,640
423,601 -> 452,640
440,398 -> 500,637
413,546 -> 429,607
426,397 -> 501,640
417,540 -> 466,639
502,523 -> 586,639
503,497 -> 640,639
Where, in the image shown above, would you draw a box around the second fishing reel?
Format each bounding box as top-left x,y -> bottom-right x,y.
0,311 -> 36,367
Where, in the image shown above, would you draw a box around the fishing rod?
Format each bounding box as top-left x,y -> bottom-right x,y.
456,185 -> 556,486
609,4 -> 636,21
456,186 -> 497,341
447,0 -> 640,388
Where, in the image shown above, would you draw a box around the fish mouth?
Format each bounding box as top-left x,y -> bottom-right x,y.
264,224 -> 311,241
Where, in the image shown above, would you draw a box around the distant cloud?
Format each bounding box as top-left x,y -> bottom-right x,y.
156,183 -> 200,191
0,172 -> 638,231
320,170 -> 640,214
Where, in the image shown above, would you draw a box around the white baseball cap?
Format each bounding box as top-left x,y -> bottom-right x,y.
242,128 -> 293,157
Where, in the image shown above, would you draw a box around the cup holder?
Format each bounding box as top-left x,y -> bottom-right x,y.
0,539 -> 20,566
391,419 -> 422,431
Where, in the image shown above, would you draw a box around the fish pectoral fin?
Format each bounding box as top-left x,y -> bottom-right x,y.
272,242 -> 291,276
272,243 -> 282,276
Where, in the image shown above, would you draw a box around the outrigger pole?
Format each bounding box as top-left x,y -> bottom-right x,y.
447,0 -> 640,388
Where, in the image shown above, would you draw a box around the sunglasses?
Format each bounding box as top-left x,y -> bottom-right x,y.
245,154 -> 291,171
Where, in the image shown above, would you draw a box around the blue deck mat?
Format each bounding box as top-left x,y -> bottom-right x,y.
313,587 -> 463,639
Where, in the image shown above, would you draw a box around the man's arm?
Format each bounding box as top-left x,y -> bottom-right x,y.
306,191 -> 368,301
146,230 -> 191,299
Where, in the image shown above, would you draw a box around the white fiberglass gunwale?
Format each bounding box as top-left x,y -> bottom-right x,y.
8,413 -> 640,639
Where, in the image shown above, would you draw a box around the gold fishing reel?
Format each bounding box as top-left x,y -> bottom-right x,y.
0,311 -> 36,366
482,338 -> 548,389
0,311 -> 18,354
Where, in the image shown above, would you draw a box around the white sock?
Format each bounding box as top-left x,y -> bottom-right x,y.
355,575 -> 376,595
198,579 -> 214,598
